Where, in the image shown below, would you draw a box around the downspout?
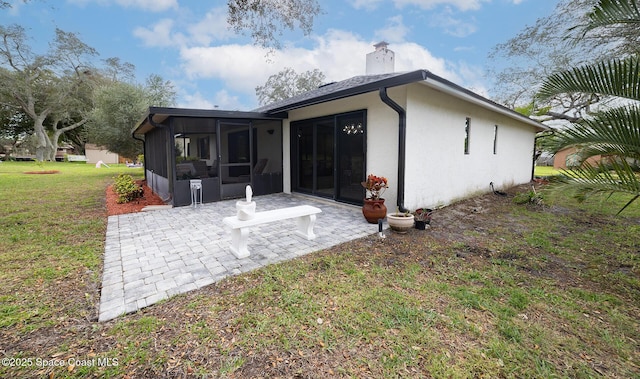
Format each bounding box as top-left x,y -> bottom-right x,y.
146,114 -> 174,203
379,87 -> 408,213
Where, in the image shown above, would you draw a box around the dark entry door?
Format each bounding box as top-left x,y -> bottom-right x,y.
218,121 -> 252,199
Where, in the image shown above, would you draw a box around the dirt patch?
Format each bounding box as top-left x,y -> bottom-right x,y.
23,170 -> 60,174
106,180 -> 166,216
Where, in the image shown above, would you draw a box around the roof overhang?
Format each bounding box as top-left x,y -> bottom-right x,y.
417,72 -> 548,132
258,70 -> 547,132
132,106 -> 285,136
262,70 -> 429,115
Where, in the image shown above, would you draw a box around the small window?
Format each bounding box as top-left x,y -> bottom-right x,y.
493,124 -> 498,155
464,117 -> 471,155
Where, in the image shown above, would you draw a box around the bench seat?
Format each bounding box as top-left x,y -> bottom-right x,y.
223,205 -> 322,258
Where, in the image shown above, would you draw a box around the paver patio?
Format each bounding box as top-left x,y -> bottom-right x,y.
99,193 -> 380,321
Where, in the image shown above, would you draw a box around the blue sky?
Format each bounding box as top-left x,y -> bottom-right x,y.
2,0 -> 558,110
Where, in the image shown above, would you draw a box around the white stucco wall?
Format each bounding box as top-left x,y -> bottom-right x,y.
403,83 -> 537,210
280,83 -> 539,211
282,90 -> 403,207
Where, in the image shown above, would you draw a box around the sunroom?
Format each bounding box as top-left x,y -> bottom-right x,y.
133,107 -> 284,207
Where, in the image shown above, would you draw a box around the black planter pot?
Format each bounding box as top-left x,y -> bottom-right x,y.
415,220 -> 427,230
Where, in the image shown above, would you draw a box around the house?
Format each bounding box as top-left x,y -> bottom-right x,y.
85,143 -> 121,165
553,146 -> 603,170
133,45 -> 547,209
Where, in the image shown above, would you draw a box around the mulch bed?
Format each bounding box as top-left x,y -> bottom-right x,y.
106,180 -> 166,216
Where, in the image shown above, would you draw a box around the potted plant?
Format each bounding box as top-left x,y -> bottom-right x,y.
413,208 -> 432,230
361,174 -> 388,223
387,208 -> 414,233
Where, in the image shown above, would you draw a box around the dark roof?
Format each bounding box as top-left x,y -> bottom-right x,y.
254,69 -> 547,131
253,70 -> 427,115
132,106 -> 282,135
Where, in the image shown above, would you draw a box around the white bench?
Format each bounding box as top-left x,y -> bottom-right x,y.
223,205 -> 322,258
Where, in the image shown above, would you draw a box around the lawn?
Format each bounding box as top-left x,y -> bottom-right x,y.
0,161 -> 638,378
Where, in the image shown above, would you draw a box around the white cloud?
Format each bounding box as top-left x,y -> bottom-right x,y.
178,90 -> 243,110
66,0 -> 178,12
429,7 -> 477,37
349,0 -> 385,11
186,7 -> 234,45
374,15 -> 410,43
114,0 -> 177,11
133,19 -> 187,48
392,0 -> 488,11
133,7 -> 233,48
393,42 -> 461,81
177,29 -> 464,107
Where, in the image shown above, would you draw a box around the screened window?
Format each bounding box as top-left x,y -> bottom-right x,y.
464,117 -> 471,155
493,124 -> 498,155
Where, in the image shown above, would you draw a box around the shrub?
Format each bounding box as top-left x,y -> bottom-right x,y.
513,188 -> 543,206
113,174 -> 144,204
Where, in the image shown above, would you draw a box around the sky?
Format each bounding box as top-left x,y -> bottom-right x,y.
1,0 -> 559,111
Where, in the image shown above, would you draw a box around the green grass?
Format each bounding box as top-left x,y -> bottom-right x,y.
0,161 -> 638,378
534,165 -> 561,177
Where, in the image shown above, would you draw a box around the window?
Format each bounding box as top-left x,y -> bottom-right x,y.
493,124 -> 498,155
464,117 -> 471,154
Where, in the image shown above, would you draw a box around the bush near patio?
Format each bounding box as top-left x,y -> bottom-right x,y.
0,161 -> 638,378
113,173 -> 144,204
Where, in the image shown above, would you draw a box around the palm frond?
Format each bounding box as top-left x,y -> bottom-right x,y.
558,159 -> 640,214
551,105 -> 640,159
583,0 -> 640,32
537,56 -> 640,101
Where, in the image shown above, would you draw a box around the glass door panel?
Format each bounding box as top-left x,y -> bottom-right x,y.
315,121 -> 335,197
296,125 -> 313,192
219,121 -> 252,199
337,113 -> 365,203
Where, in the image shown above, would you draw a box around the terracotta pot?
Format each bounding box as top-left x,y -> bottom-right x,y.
362,198 -> 387,224
387,213 -> 414,233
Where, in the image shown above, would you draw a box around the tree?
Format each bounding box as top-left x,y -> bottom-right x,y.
0,26 -> 97,161
255,67 -> 325,105
87,76 -> 176,159
227,0 -> 322,50
488,0 -> 640,122
0,105 -> 32,157
537,0 -> 640,214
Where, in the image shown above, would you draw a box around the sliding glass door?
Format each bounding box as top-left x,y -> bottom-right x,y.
292,110 -> 366,204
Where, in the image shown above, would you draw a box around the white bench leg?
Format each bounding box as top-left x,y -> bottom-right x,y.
230,227 -> 250,258
295,214 -> 317,240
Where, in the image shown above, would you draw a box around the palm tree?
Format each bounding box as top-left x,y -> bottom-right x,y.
537,0 -> 640,214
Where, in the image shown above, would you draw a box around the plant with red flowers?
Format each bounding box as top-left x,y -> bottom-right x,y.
362,174 -> 388,200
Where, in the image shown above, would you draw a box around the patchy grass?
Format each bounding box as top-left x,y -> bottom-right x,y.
0,162 -> 638,378
534,165 -> 561,177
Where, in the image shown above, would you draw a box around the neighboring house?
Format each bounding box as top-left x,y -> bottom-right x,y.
133,45 -> 547,208
55,143 -> 76,162
85,144 -> 121,165
553,146 -> 602,170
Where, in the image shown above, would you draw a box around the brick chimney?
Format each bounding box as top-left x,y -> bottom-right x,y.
366,41 -> 394,75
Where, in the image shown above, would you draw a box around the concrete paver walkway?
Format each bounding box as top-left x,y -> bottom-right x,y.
99,193 -> 379,321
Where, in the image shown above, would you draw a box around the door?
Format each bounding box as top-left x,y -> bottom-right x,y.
218,121 -> 252,199
293,120 -> 334,199
336,113 -> 365,203
292,111 -> 366,204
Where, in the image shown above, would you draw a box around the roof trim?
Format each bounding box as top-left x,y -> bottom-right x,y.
256,70 -> 428,115
418,72 -> 548,131
132,106 -> 283,135
256,69 -> 547,132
